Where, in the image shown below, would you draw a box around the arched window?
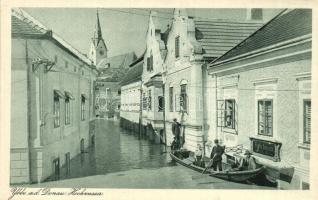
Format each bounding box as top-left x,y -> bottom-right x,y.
147,51 -> 153,71
180,80 -> 188,112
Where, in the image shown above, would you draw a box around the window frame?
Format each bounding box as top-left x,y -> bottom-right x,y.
158,96 -> 164,112
180,84 -> 187,112
303,100 -> 311,144
53,96 -> 60,128
81,95 -> 86,121
224,99 -> 235,129
65,97 -> 71,125
257,99 -> 273,137
169,87 -> 174,112
175,36 -> 180,58
148,90 -> 152,111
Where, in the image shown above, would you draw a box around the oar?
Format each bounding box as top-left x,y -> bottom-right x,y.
202,158 -> 214,174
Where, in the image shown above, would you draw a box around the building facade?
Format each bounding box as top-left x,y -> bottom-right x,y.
120,56 -> 144,133
89,11 -> 137,118
140,12 -> 169,144
207,9 -> 312,189
163,9 -> 265,152
11,9 -> 97,184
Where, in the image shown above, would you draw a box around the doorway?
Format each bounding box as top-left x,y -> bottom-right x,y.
65,152 -> 70,176
52,158 -> 60,181
80,138 -> 85,153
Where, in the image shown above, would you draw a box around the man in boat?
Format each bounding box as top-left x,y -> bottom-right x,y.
210,139 -> 225,171
231,150 -> 257,171
171,118 -> 181,150
194,144 -> 204,167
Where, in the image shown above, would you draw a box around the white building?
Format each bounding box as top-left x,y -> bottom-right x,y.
120,56 -> 144,132
163,9 -> 265,152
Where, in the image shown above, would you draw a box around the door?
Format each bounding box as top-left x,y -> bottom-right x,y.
53,158 -> 60,181
65,152 -> 70,176
80,138 -> 85,153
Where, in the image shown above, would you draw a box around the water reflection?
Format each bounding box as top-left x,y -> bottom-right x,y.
58,119 -> 173,181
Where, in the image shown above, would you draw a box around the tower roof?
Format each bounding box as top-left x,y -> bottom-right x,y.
92,9 -> 105,47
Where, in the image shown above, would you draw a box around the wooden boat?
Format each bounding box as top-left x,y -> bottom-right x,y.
170,151 -> 214,174
170,152 -> 265,182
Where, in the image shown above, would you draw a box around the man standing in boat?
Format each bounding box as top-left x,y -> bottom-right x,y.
172,118 -> 181,150
210,139 -> 225,171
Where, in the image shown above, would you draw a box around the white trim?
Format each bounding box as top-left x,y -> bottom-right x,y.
254,82 -> 278,140
208,49 -> 311,75
253,78 -> 278,86
180,79 -> 188,85
221,83 -> 238,89
295,72 -> 312,81
211,34 -> 311,67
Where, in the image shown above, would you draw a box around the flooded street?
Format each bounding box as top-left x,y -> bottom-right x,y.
35,119 -> 275,189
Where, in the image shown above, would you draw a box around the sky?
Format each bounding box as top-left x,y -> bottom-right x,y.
23,8 -> 281,58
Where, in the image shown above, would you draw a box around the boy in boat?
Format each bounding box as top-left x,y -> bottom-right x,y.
194,144 -> 204,167
210,139 -> 225,171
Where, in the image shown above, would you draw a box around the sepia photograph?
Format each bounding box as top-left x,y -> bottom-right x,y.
1,1 -> 317,199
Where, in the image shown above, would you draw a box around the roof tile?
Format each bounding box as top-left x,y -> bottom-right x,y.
215,9 -> 312,62
194,19 -> 263,58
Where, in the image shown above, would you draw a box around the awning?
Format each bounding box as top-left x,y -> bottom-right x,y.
54,90 -> 65,99
64,91 -> 75,100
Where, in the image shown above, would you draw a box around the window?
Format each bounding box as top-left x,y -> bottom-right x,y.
148,90 -> 152,110
169,87 -> 174,112
258,99 -> 273,136
303,100 -> 311,144
251,9 -> 263,20
175,36 -> 180,58
180,84 -> 187,112
150,54 -> 153,71
224,99 -> 235,129
65,152 -> 71,176
142,93 -> 147,110
53,94 -> 60,128
158,96 -> 164,112
118,89 -> 121,95
146,53 -> 153,71
65,98 -> 70,125
302,182 -> 310,190
81,95 -> 86,121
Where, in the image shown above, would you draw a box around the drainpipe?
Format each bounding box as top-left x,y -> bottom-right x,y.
25,39 -> 32,183
215,74 -> 218,140
162,83 -> 167,151
201,63 -> 206,156
139,80 -> 143,137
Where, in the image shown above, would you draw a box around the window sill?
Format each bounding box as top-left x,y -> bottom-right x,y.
298,143 -> 310,150
250,135 -> 281,144
223,128 -> 237,135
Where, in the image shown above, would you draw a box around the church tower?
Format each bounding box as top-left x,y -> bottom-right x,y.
89,9 -> 108,66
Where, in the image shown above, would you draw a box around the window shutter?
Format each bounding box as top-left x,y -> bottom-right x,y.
147,57 -> 150,71
304,101 -> 311,143
150,55 -> 153,71
175,36 -> 180,58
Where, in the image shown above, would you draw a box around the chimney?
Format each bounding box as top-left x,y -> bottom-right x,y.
246,8 -> 263,21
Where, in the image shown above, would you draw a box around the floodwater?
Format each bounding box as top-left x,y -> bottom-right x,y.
40,119 -> 276,189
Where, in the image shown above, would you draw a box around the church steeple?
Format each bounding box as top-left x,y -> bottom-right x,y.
95,9 -> 103,44
89,9 -> 108,66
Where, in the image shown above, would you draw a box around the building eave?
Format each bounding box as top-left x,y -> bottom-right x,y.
208,34 -> 312,74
